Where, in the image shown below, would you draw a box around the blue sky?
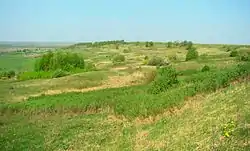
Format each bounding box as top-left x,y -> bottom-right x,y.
0,0 -> 250,44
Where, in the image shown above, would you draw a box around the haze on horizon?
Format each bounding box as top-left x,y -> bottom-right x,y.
0,0 -> 250,44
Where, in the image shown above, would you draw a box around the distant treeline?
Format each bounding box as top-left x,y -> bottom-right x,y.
65,40 -> 196,49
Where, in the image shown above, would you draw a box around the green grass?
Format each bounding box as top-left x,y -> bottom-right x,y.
0,70 -> 112,103
2,62 -> 250,118
1,81 -> 249,151
1,42 -> 250,150
0,53 -> 36,71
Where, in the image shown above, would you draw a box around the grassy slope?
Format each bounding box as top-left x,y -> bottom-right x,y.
1,82 -> 249,151
1,44 -> 250,151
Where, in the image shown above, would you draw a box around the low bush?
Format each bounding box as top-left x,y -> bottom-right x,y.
201,65 -> 210,72
149,66 -> 179,94
112,54 -> 125,63
0,70 -> 16,79
229,50 -> 238,57
142,59 -> 149,65
185,63 -> 250,93
147,56 -> 169,66
51,69 -> 69,78
168,54 -> 177,62
186,47 -> 198,61
237,52 -> 250,61
123,48 -> 131,53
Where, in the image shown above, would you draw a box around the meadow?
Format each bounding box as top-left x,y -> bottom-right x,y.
0,41 -> 250,151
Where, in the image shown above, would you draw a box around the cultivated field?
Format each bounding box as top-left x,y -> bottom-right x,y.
0,41 -> 250,151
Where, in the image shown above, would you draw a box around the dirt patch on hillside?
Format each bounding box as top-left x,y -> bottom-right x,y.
110,66 -> 128,71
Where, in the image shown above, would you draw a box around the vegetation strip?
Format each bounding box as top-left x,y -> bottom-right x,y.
1,62 -> 250,118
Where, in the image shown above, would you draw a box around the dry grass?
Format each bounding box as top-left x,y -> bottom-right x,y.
17,71 -> 146,101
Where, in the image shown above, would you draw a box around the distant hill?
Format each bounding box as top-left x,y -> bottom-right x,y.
0,41 -> 74,48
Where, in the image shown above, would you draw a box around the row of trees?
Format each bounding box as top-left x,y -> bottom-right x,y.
74,40 -> 126,47
66,40 -> 194,49
145,40 -> 193,48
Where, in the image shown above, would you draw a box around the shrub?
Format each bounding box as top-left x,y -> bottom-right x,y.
123,49 -> 131,53
142,59 -> 149,65
229,50 -> 238,57
147,56 -> 169,66
201,65 -> 210,72
0,70 -> 15,79
237,52 -> 250,61
145,41 -> 154,47
186,41 -> 193,50
113,54 -> 125,63
115,44 -> 119,49
149,66 -> 178,94
51,69 -> 69,78
35,51 -> 85,72
186,47 -> 198,61
168,54 -> 177,62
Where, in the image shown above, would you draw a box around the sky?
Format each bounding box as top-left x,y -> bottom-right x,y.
0,0 -> 250,44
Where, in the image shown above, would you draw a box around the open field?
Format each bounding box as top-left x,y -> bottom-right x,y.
1,41 -> 250,151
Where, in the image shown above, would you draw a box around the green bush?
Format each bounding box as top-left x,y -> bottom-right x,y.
229,50 -> 238,57
186,47 -> 198,61
201,65 -> 210,72
237,52 -> 250,61
35,51 -> 85,72
149,66 -> 178,94
147,56 -> 169,66
145,41 -> 154,47
112,54 -> 125,63
0,70 -> 15,79
168,54 -> 177,62
51,69 -> 69,78
123,48 -> 131,53
186,41 -> 193,50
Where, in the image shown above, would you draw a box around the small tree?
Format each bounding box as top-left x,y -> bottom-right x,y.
186,47 -> 198,61
186,41 -> 193,50
149,41 -> 154,47
149,66 -> 179,94
166,41 -> 173,48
